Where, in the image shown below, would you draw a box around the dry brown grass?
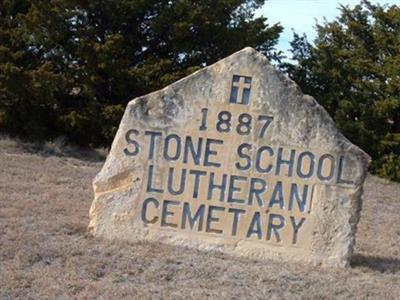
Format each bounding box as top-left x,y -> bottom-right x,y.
0,137 -> 399,299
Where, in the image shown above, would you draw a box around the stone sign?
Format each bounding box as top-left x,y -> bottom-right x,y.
89,47 -> 370,267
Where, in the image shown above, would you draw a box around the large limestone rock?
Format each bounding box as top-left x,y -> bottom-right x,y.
89,47 -> 370,267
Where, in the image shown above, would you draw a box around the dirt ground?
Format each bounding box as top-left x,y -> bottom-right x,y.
0,138 -> 399,299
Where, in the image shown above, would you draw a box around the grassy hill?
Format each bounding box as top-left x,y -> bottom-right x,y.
0,137 -> 399,299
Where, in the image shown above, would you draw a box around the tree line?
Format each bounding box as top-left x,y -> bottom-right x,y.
284,1 -> 400,181
0,0 -> 399,181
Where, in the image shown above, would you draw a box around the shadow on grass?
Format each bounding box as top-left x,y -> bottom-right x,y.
1,134 -> 108,162
351,253 -> 400,273
24,144 -> 107,162
24,140 -> 107,162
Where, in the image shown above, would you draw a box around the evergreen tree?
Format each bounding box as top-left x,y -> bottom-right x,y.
284,0 -> 400,181
0,0 -> 282,145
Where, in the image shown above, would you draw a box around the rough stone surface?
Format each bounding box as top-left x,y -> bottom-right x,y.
89,47 -> 370,267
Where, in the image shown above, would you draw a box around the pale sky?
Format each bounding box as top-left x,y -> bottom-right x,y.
257,0 -> 399,58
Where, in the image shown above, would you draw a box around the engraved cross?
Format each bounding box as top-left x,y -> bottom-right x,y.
232,76 -> 251,104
